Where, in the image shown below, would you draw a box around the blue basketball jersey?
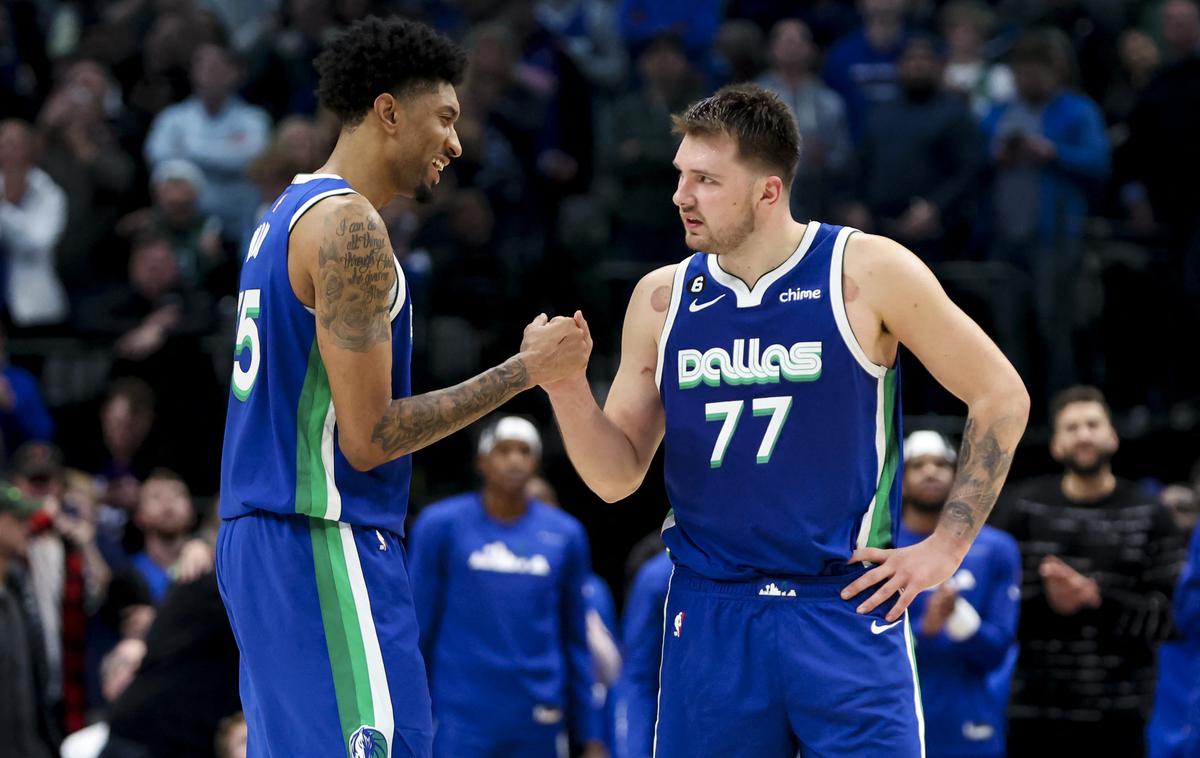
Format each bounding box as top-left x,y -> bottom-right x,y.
220,173 -> 414,534
657,222 -> 902,580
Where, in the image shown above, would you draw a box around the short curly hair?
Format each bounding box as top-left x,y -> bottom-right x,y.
315,16 -> 467,127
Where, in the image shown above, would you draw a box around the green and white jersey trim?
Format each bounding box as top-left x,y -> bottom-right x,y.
903,612 -> 927,757
309,518 -> 394,757
855,368 -> 899,550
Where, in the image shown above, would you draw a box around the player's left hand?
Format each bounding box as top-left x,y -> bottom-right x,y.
842,534 -> 967,622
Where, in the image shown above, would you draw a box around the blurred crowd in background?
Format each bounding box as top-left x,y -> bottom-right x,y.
1,0 -> 1200,756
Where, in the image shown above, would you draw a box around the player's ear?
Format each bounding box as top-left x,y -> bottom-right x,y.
758,175 -> 783,207
373,93 -> 402,131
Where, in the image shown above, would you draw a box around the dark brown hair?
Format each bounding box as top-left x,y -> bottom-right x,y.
671,84 -> 801,186
1050,385 -> 1112,426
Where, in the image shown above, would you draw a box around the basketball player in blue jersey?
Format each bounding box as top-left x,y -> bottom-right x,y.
216,17 -> 589,758
545,84 -> 1030,756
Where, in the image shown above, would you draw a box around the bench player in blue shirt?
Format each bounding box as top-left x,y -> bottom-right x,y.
409,417 -> 605,757
216,17 -> 588,758
544,84 -> 1029,756
896,431 -> 1021,758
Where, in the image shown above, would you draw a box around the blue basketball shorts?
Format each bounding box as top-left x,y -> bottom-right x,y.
216,511 -> 433,758
653,566 -> 925,758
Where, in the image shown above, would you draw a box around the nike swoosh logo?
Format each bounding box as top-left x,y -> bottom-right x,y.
870,619 -> 902,634
689,294 -> 725,312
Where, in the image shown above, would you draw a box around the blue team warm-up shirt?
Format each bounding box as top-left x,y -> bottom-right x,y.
657,222 -> 902,579
615,550 -> 673,758
1149,526 -> 1200,758
408,494 -> 602,744
898,523 -> 1021,758
220,173 -> 413,533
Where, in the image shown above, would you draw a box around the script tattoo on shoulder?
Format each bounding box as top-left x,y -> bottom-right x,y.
939,416 -> 1015,541
316,205 -> 395,352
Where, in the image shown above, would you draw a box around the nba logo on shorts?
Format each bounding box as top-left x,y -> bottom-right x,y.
349,725 -> 388,758
673,611 -> 685,638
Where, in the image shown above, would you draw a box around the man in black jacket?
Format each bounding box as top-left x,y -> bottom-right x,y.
999,386 -> 1186,757
0,483 -> 59,758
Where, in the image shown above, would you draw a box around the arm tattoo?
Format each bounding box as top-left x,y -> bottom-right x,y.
371,359 -> 530,457
316,205 -> 395,352
938,416 -> 1017,542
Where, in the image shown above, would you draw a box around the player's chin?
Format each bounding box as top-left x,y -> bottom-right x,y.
414,182 -> 434,204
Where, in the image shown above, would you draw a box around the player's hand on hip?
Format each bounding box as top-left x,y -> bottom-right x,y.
519,310 -> 591,387
842,535 -> 964,622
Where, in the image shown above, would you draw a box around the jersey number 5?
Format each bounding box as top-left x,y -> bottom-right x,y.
704,397 -> 792,468
232,289 -> 262,401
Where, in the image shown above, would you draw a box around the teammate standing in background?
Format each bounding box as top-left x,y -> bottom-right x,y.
410,416 -> 604,758
217,17 -> 589,758
897,430 -> 1021,758
544,84 -> 1028,756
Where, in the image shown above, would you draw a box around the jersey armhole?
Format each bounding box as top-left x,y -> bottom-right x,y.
286,188 -> 358,315
655,258 -> 693,391
828,228 -> 889,378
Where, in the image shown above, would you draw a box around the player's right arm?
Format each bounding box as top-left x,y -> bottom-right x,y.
292,196 -> 586,471
544,265 -> 675,502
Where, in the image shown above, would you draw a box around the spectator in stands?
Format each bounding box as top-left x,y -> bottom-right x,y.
122,469 -> 195,606
36,58 -> 137,295
102,571 -> 240,758
999,386 -> 1185,757
755,19 -> 855,223
59,637 -> 147,758
822,0 -> 910,140
118,160 -> 226,295
1124,0 -> 1200,302
81,378 -> 157,570
123,8 -> 212,144
79,231 -> 215,366
1162,0 -> 1200,63
503,2 -> 597,197
1160,483 -> 1200,534
0,483 -> 59,758
617,0 -> 722,58
1033,0 -> 1120,105
1104,30 -> 1161,133
17,443 -> 111,734
409,416 -> 604,757
712,19 -> 765,85
898,431 -> 1021,758
0,119 -> 69,328
940,1 -> 1015,120
607,33 -> 700,262
242,0 -> 336,120
846,33 -> 983,262
244,114 -> 331,255
144,41 -> 271,237
614,544 -> 671,758
536,0 -> 628,93
0,320 -> 53,456
983,29 -> 1109,395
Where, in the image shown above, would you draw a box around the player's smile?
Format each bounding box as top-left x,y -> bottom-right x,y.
429,155 -> 450,184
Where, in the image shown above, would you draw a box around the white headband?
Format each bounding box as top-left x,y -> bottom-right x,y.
478,416 -> 542,458
903,430 -> 957,464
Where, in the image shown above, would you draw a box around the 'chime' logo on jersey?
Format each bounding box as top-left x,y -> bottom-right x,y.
677,339 -> 822,389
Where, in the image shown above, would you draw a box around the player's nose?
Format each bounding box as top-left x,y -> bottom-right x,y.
446,127 -> 463,159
